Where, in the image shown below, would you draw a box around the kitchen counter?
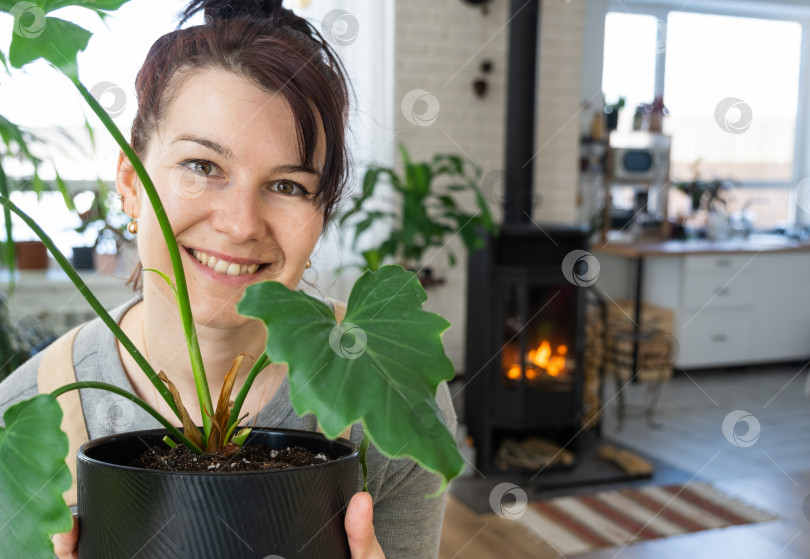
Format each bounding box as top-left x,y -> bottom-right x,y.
593,234 -> 810,257
593,236 -> 810,369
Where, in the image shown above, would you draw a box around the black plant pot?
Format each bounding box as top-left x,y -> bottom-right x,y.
77,428 -> 358,559
71,246 -> 95,269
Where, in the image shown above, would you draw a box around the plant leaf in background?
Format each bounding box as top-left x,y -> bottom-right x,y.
338,143 -> 496,272
0,395 -> 73,559
238,265 -> 464,486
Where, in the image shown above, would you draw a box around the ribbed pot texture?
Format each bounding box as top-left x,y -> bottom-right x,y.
77,428 -> 358,559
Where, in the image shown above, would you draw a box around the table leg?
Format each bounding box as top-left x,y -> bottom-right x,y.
632,258 -> 644,381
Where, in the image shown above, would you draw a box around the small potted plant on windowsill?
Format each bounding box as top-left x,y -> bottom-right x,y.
0,2 -> 462,558
604,96 -> 625,132
70,187 -> 134,271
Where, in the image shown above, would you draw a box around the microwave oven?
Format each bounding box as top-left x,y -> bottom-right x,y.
608,132 -> 671,183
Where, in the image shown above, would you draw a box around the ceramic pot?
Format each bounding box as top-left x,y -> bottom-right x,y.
77,428 -> 358,559
14,240 -> 48,270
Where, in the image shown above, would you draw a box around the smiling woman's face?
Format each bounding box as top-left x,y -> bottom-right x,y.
119,68 -> 325,328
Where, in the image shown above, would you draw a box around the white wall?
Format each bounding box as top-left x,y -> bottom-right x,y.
393,0 -> 586,370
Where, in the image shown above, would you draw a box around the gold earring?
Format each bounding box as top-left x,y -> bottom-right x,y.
127,219 -> 138,234
306,259 -> 311,269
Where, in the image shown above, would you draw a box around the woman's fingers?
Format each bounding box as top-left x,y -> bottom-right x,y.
345,492 -> 386,559
52,515 -> 79,559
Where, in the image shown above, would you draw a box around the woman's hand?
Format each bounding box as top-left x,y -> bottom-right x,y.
52,515 -> 79,559
52,494 -> 385,559
345,492 -> 386,558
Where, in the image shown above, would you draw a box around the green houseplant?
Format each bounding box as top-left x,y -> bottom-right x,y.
0,2 -> 463,557
71,187 -> 133,269
0,95 -> 91,274
339,143 -> 496,275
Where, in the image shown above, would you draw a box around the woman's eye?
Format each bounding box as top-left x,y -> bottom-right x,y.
270,180 -> 307,196
182,160 -> 219,176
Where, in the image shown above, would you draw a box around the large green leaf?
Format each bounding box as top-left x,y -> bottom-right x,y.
238,265 -> 464,486
9,16 -> 91,80
0,395 -> 73,559
0,0 -> 128,13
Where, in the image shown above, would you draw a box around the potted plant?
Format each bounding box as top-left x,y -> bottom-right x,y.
338,143 -> 496,284
0,102 -> 88,275
604,96 -> 625,132
0,2 -> 463,557
673,176 -> 734,239
71,187 -> 133,271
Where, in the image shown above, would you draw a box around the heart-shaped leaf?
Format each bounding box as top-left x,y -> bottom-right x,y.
0,394 -> 73,558
8,16 -> 91,80
237,265 -> 464,486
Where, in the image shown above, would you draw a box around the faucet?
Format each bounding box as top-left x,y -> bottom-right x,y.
732,198 -> 767,238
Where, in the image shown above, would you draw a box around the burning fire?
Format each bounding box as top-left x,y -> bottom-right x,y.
505,341 -> 568,381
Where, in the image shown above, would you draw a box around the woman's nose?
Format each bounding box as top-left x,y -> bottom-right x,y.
211,184 -> 268,243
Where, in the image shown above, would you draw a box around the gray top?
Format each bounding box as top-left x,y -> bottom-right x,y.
0,297 -> 457,559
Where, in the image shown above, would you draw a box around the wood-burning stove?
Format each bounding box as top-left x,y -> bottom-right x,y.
461,0 -> 593,474
464,225 -> 589,474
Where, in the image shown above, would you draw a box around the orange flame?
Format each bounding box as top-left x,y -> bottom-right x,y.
504,339 -> 568,380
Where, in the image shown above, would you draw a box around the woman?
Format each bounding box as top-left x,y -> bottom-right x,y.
0,1 -> 456,558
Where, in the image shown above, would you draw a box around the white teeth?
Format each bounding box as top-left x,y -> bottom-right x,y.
191,249 -> 263,277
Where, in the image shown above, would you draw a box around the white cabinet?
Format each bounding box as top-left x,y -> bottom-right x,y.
642,252 -> 810,369
750,254 -> 810,361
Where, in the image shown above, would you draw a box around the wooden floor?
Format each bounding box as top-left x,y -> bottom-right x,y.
440,366 -> 810,558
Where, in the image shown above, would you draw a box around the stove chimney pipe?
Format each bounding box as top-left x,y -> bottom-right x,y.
503,0 -> 540,225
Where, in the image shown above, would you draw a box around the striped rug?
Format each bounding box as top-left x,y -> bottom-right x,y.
516,482 -> 776,555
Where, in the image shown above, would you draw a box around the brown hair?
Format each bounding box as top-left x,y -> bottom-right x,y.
131,0 -> 350,222
125,0 -> 350,290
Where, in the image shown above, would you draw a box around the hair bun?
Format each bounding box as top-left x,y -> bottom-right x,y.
178,0 -> 286,26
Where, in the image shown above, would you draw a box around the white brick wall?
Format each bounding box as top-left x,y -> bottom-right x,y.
533,0 -> 585,224
392,0 -> 585,370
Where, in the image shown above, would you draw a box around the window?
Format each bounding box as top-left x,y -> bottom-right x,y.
602,6 -> 803,229
664,12 -> 800,186
602,13 -> 658,132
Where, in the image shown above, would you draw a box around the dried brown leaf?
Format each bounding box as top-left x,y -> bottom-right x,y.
158,370 -> 204,450
214,354 -> 249,436
203,404 -> 221,453
219,443 -> 240,457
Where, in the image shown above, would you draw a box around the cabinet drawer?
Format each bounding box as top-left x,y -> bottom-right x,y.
683,254 -> 752,275
676,309 -> 751,368
682,270 -> 753,309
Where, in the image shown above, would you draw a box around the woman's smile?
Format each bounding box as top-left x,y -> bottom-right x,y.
181,244 -> 282,288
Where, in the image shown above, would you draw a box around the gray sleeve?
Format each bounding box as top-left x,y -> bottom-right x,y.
0,351 -> 43,426
365,381 -> 459,559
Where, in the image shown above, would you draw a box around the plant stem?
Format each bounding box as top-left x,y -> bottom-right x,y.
73,79 -> 214,442
0,160 -> 15,292
226,352 -> 270,434
0,194 -> 179,419
359,431 -> 369,492
51,381 -> 203,454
